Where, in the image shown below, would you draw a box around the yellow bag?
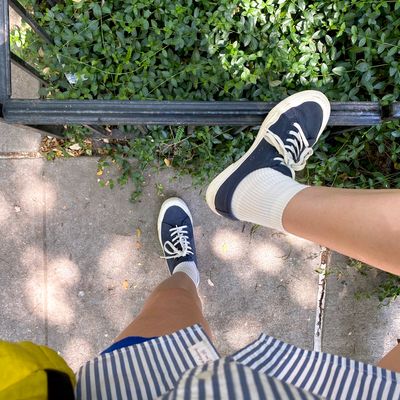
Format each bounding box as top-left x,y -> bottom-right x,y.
0,341 -> 75,400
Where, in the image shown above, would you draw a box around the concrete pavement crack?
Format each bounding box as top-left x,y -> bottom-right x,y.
0,152 -> 42,159
313,247 -> 331,352
42,169 -> 49,345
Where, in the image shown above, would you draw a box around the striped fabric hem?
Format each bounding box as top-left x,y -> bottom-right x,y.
231,334 -> 400,400
75,324 -> 219,400
160,358 -> 322,400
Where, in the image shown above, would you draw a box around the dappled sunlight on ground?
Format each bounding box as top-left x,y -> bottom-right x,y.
20,245 -> 44,270
18,175 -> 45,212
249,242 -> 285,275
24,272 -> 44,320
97,235 -> 137,283
223,316 -> 263,351
47,257 -> 80,326
11,160 -> 56,215
287,276 -> 318,309
49,257 -> 81,283
95,235 -> 148,326
22,246 -> 45,320
0,192 -> 12,223
62,337 -> 94,372
211,228 -> 245,261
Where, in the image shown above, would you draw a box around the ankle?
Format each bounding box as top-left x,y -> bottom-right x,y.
231,168 -> 308,231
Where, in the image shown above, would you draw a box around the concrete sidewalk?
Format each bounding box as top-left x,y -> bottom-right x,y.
0,147 -> 322,370
1,64 -> 399,372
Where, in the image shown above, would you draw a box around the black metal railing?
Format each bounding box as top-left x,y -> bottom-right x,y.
1,0 -> 399,137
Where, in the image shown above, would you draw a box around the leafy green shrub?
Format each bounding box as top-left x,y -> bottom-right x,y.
97,125 -> 254,201
16,0 -> 400,104
372,275 -> 400,305
304,121 -> 400,189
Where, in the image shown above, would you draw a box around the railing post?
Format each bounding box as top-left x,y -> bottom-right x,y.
0,0 -> 11,109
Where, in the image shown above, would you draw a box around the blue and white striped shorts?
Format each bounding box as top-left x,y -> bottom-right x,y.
76,325 -> 400,399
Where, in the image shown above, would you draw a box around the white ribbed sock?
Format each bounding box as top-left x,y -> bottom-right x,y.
231,168 -> 308,232
173,261 -> 200,287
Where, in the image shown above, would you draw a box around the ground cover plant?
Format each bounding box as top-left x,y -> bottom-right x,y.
11,0 -> 400,302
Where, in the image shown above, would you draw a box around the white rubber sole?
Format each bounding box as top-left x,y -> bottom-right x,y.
157,197 -> 193,249
205,90 -> 331,216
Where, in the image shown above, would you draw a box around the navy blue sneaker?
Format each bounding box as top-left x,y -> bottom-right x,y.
206,90 -> 330,219
158,197 -> 197,274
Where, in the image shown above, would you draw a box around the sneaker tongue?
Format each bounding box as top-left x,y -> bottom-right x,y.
271,158 -> 293,178
270,111 -> 309,143
165,214 -> 190,228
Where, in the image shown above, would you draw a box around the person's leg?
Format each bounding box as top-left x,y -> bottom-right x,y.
114,197 -> 212,343
206,90 -> 400,276
115,272 -> 212,341
282,187 -> 400,276
377,343 -> 400,373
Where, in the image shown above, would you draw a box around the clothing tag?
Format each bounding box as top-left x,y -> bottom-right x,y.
189,341 -> 216,364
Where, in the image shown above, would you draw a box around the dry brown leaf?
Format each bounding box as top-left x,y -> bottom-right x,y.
69,143 -> 81,151
164,158 -> 172,167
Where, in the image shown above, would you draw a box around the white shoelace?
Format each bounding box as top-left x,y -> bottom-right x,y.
161,225 -> 194,260
266,122 -> 314,171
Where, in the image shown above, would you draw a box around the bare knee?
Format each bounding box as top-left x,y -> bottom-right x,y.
145,287 -> 202,312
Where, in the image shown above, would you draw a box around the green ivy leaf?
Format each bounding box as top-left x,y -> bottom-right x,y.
92,3 -> 101,18
356,62 -> 369,72
332,66 -> 346,76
